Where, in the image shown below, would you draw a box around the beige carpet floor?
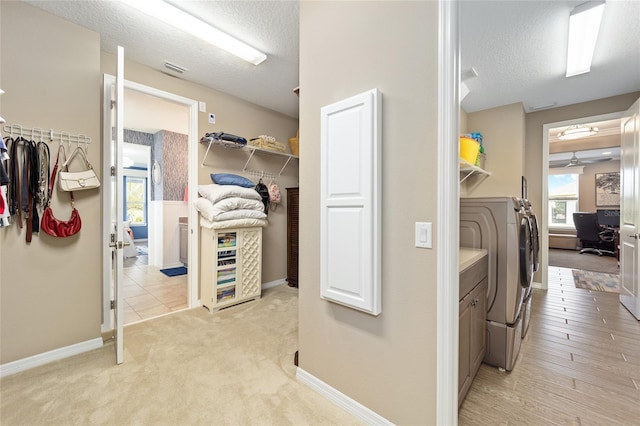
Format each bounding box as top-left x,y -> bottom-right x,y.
0,285 -> 362,426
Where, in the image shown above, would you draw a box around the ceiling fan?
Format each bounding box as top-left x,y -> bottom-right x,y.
549,151 -> 612,168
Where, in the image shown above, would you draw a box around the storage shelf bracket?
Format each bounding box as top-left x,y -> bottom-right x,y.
459,158 -> 490,184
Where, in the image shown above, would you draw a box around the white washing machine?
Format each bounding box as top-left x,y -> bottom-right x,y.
460,197 -> 534,371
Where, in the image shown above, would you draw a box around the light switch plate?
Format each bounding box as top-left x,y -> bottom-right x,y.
415,222 -> 432,249
199,101 -> 206,112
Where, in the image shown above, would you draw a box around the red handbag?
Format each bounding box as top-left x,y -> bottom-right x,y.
41,205 -> 81,237
41,146 -> 81,237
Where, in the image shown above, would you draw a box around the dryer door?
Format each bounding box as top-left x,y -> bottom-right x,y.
529,213 -> 540,273
519,215 -> 533,288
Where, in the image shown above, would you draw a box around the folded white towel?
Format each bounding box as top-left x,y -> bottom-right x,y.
198,183 -> 261,205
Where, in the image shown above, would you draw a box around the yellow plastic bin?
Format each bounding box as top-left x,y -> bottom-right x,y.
459,137 -> 480,165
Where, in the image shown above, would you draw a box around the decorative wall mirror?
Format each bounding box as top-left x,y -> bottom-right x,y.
151,161 -> 162,185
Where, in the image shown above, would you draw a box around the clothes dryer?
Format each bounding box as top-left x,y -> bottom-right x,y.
460,197 -> 534,371
520,198 -> 540,339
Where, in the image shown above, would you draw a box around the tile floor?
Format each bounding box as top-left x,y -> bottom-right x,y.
122,247 -> 188,325
460,265 -> 640,425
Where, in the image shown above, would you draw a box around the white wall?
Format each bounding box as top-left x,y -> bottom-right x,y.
149,201 -> 188,268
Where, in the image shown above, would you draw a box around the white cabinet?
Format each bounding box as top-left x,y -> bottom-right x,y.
200,227 -> 262,311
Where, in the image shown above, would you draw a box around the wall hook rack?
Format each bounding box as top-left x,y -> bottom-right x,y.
2,123 -> 92,145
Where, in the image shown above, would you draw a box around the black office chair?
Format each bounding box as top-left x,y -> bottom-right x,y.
573,212 -> 616,256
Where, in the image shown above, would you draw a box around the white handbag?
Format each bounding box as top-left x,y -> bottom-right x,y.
59,146 -> 101,191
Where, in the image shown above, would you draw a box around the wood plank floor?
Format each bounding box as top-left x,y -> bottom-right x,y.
459,267 -> 640,426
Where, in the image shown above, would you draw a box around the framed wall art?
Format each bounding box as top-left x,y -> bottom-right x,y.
595,172 -> 620,206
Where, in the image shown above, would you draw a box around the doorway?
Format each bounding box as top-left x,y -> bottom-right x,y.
541,112 -> 623,290
101,76 -> 199,332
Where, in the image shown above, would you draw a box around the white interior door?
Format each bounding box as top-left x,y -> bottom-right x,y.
114,46 -> 125,363
102,47 -> 125,364
619,97 -> 640,320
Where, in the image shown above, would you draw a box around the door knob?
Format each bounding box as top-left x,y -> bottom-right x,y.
108,241 -> 131,249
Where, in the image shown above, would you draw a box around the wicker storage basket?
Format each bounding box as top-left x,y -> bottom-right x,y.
249,136 -> 286,153
288,130 -> 299,156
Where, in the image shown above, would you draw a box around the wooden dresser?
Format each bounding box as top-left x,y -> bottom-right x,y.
286,187 -> 299,287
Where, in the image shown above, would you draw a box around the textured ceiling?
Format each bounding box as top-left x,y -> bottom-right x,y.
460,0 -> 640,113
24,0 -> 300,118
21,1 -> 640,120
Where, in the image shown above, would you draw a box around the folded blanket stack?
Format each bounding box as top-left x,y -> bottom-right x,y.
196,184 -> 268,229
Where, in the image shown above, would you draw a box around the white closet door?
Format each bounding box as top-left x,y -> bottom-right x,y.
320,88 -> 381,315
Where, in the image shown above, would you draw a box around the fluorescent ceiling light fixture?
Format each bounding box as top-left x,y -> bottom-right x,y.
566,0 -> 605,77
557,124 -> 599,140
122,0 -> 267,65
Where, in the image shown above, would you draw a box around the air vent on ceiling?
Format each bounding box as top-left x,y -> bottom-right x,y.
164,61 -> 188,74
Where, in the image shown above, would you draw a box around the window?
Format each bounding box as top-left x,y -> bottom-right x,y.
125,176 -> 147,225
548,173 -> 579,228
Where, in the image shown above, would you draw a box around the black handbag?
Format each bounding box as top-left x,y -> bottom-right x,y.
255,179 -> 270,214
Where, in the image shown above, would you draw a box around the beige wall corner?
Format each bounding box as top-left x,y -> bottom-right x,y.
465,103 -> 526,197
460,108 -> 468,134
0,1 -> 102,363
299,2 -> 440,424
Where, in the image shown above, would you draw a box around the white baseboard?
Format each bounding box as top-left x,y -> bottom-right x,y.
0,337 -> 103,378
296,367 -> 393,426
532,281 -> 542,289
262,278 -> 288,290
